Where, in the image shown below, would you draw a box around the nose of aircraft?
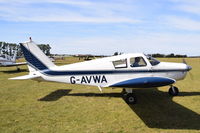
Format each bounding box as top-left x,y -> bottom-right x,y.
187,65 -> 192,71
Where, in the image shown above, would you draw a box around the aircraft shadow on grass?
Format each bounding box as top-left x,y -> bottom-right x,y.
39,88 -> 200,130
38,89 -> 72,101
0,69 -> 27,74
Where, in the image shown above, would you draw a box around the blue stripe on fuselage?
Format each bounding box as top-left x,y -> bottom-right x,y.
109,77 -> 175,88
42,69 -> 187,76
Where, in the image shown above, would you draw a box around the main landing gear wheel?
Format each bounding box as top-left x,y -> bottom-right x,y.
123,93 -> 137,104
17,68 -> 21,71
168,86 -> 179,96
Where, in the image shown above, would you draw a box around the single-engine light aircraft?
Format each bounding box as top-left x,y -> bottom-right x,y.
0,51 -> 26,71
10,40 -> 192,104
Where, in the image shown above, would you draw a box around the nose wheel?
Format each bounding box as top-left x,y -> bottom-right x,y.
168,86 -> 179,96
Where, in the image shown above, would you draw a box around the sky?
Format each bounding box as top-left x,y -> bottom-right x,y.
0,0 -> 200,56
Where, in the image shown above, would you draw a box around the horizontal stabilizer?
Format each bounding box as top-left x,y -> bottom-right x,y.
9,74 -> 40,80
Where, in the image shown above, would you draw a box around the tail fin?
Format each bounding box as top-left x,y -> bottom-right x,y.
20,41 -> 56,71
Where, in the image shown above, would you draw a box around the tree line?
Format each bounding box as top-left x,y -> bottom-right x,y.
113,52 -> 187,58
150,53 -> 187,58
0,42 -> 51,57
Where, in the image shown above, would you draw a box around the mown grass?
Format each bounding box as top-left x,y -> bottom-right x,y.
0,57 -> 200,133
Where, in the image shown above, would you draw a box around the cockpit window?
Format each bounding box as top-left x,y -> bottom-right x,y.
146,55 -> 160,66
130,57 -> 147,67
113,59 -> 127,69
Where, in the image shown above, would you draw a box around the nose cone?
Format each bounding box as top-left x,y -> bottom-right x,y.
187,65 -> 192,71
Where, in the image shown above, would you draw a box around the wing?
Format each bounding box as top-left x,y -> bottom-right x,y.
108,77 -> 176,88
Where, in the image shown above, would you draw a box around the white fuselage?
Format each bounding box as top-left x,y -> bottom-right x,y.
11,41 -> 191,89
34,54 -> 189,88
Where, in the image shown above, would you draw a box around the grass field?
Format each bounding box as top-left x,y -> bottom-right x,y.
0,57 -> 200,133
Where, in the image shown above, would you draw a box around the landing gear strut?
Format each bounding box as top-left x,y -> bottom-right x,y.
168,86 -> 179,96
122,89 -> 137,104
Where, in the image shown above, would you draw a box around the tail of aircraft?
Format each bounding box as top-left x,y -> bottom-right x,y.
10,40 -> 56,80
20,41 -> 56,71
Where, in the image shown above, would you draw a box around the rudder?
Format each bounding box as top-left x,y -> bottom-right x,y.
20,41 -> 56,71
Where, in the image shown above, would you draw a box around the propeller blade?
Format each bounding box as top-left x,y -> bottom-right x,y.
182,59 -> 193,80
189,72 -> 194,80
183,58 -> 187,64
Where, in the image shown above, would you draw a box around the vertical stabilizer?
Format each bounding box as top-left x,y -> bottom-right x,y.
20,41 -> 56,71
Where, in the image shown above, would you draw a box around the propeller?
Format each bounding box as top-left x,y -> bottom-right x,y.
183,58 -> 187,64
182,58 -> 193,80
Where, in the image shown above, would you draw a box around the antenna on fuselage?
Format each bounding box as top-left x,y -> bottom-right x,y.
29,37 -> 32,42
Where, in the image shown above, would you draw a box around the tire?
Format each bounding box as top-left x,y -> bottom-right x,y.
168,86 -> 179,96
124,93 -> 137,104
17,68 -> 21,71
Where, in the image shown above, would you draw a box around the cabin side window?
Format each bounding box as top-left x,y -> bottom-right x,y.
112,59 -> 127,69
130,57 -> 147,67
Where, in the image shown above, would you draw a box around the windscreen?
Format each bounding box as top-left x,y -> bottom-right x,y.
146,55 -> 160,66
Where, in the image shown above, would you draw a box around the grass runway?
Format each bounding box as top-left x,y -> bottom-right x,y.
0,57 -> 200,133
